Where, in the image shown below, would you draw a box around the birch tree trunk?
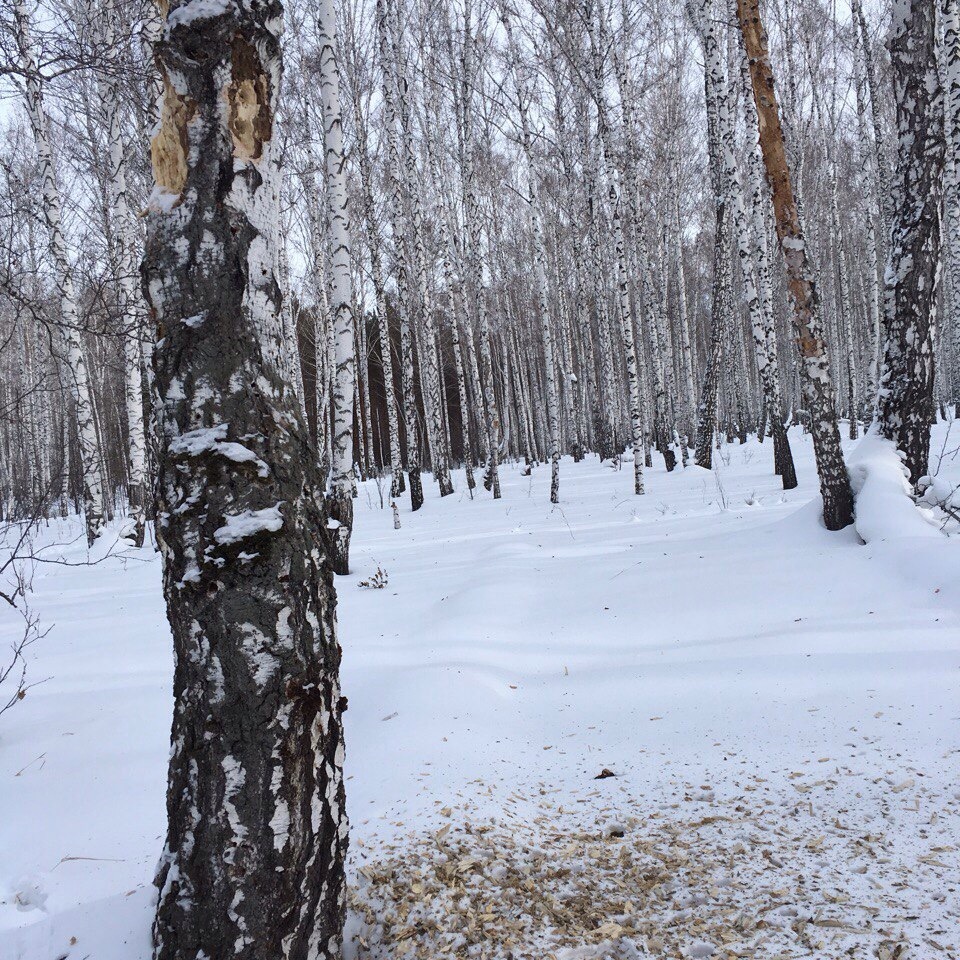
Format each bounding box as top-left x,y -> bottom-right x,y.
692,0 -> 728,470
672,186 -> 697,443
144,3 -> 346,957
388,0 -> 453,498
459,7 -> 501,498
737,32 -> 797,487
343,31 -> 405,496
501,3 -> 561,502
852,0 -> 893,243
851,30 -> 884,417
15,3 -> 106,545
942,0 -> 960,408
91,0 -> 148,546
612,186 -> 645,494
737,0 -> 854,530
421,49 -> 477,489
877,0 -> 946,486
376,0 -> 424,510
316,0 -> 357,574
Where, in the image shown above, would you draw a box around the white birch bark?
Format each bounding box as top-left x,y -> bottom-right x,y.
851,27 -> 884,415
376,0 -> 425,510
877,0 -> 946,485
943,0 -> 960,406
852,0 -> 893,241
15,2 -> 106,545
89,0 -> 148,546
343,32 -> 405,496
421,78 -> 476,489
500,3 -> 561,502
316,0 -> 357,574
387,0 -> 453,497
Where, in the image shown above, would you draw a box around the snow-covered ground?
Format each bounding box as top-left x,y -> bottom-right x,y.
2,424 -> 959,960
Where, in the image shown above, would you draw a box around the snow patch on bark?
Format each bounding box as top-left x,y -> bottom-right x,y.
214,505 -> 283,544
170,424 -> 270,476
167,0 -> 234,29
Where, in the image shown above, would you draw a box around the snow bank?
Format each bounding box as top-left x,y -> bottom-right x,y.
847,432 -> 942,543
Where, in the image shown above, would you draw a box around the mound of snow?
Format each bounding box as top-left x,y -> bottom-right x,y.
847,432 -> 942,543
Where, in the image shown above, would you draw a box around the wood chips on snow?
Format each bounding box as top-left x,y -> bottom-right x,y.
348,771 -> 958,959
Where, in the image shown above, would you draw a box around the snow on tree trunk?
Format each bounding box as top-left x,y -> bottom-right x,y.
317,0 -> 357,575
737,0 -> 854,530
877,0 -> 946,487
143,4 -> 346,958
15,3 -> 106,546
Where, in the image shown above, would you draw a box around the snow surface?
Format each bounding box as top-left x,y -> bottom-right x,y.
1,424 -> 959,959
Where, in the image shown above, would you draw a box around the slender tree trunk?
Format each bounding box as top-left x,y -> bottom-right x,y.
611,186 -> 645,493
376,0 -> 423,510
87,0 -> 149,545
851,7 -> 884,416
501,5 -> 561,502
15,3 -> 106,545
737,0 -> 853,529
388,0 -> 453,498
349,94 -> 404,496
696,206 -> 729,469
672,188 -> 697,442
736,28 -> 797,487
421,68 -> 477,490
852,0 -> 893,243
692,0 -> 728,470
144,3 -> 346,958
316,0 -> 357,574
277,210 -> 307,421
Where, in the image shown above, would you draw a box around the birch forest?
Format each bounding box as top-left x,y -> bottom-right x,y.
1,0 -> 959,958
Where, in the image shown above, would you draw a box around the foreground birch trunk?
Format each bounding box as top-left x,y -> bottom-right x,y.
144,3 -> 347,956
941,0 -> 960,404
945,0 -> 960,408
736,0 -> 853,530
877,0 -> 946,486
